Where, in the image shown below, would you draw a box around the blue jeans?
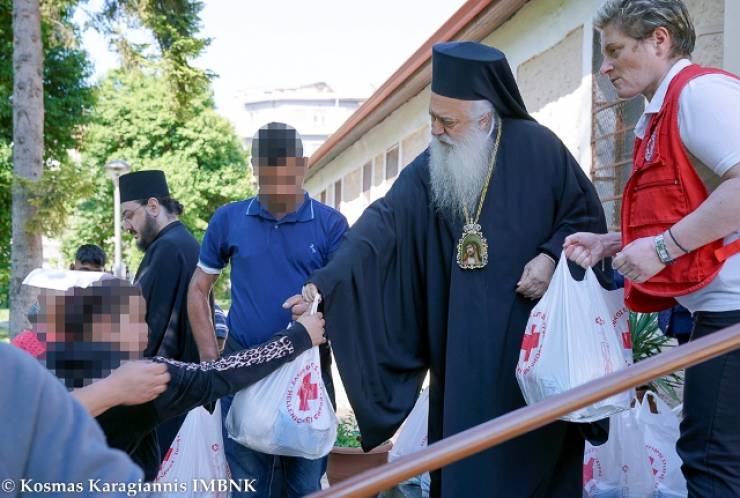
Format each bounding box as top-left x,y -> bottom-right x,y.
221,393 -> 327,498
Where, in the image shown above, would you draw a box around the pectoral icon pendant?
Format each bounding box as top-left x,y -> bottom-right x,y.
457,223 -> 488,270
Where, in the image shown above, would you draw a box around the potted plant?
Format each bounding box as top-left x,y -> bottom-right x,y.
327,414 -> 393,486
630,311 -> 684,409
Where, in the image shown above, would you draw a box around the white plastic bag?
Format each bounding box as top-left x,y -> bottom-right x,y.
635,392 -> 687,498
516,254 -> 632,422
156,401 -> 230,498
389,387 -> 430,495
389,387 -> 429,461
225,296 -> 337,459
583,407 -> 655,498
603,283 -> 634,366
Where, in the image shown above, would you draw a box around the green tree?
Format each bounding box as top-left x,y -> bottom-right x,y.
89,0 -> 211,112
64,68 -> 253,303
4,0 -> 210,329
2,0 -> 94,322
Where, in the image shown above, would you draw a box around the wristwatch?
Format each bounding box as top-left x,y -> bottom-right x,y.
654,233 -> 675,265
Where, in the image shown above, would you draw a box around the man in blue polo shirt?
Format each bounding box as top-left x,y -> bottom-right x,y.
188,122 -> 348,497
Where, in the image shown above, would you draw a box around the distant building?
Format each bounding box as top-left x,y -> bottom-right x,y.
228,82 -> 370,157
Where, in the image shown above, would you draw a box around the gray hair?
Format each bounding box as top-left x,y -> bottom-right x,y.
467,99 -> 494,120
595,0 -> 696,57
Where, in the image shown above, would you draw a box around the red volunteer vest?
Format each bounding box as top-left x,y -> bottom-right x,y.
621,64 -> 740,312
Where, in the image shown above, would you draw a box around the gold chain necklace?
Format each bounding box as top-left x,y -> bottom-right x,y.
456,116 -> 502,270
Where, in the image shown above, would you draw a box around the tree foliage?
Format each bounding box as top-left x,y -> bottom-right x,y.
63,68 -> 253,301
3,0 -> 237,306
0,0 -> 95,305
87,0 -> 211,112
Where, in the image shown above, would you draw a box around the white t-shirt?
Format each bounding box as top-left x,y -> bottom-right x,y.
634,59 -> 740,313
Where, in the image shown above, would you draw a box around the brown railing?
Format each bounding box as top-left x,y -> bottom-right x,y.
309,322 -> 740,498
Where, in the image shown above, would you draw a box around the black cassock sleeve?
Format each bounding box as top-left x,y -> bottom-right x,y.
137,238 -> 189,359
539,142 -> 609,261
520,124 -> 612,289
311,159 -> 433,450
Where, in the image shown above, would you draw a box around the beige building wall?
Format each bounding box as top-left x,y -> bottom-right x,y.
516,26 -> 585,164
481,0 -> 597,172
685,0 -> 724,67
687,0 -> 724,67
304,88 -> 431,225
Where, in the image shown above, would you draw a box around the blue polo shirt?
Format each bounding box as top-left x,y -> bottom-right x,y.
198,193 -> 348,346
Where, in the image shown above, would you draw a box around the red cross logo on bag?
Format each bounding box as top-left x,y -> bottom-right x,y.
583,457 -> 596,484
521,325 -> 541,362
286,361 -> 326,424
298,373 -> 318,411
517,312 -> 547,375
582,448 -> 603,489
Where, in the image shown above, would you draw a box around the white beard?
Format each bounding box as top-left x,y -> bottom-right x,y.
429,126 -> 494,221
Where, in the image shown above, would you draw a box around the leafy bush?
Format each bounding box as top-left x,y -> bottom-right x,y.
335,415 -> 362,448
630,311 -> 684,402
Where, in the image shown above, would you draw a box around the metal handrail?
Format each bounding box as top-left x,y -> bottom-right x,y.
309,322 -> 740,498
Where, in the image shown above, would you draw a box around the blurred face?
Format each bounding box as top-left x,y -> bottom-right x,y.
429,93 -> 491,144
39,284 -> 148,388
253,156 -> 307,211
91,294 -> 148,357
34,290 -> 64,341
599,24 -> 673,99
121,199 -> 159,251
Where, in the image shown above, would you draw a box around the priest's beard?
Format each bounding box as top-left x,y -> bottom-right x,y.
429,126 -> 494,221
135,214 -> 159,251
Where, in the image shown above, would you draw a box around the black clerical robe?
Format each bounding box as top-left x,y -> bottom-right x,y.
135,220 -> 200,362
133,220 -> 202,470
311,119 -> 610,497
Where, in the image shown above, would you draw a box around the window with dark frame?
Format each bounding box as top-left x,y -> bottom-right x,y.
385,145 -> 399,180
591,30 -> 644,231
334,180 -> 342,209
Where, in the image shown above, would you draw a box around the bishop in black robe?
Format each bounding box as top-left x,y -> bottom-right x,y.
306,42 -> 610,497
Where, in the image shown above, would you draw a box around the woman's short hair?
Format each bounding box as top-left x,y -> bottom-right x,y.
595,0 -> 696,57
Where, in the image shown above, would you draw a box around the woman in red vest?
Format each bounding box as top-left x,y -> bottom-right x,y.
565,1 -> 740,496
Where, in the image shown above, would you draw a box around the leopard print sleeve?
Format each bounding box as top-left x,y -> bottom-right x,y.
154,335 -> 295,372
147,325 -> 313,423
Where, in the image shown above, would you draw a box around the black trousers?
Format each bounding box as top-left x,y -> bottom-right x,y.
677,309 -> 740,498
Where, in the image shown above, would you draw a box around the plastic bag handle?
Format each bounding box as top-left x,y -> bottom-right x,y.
554,252 -> 598,287
637,389 -> 672,417
309,294 -> 321,315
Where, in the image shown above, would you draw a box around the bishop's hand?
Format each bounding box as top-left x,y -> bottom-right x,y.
282,283 -> 321,321
516,253 -> 556,300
